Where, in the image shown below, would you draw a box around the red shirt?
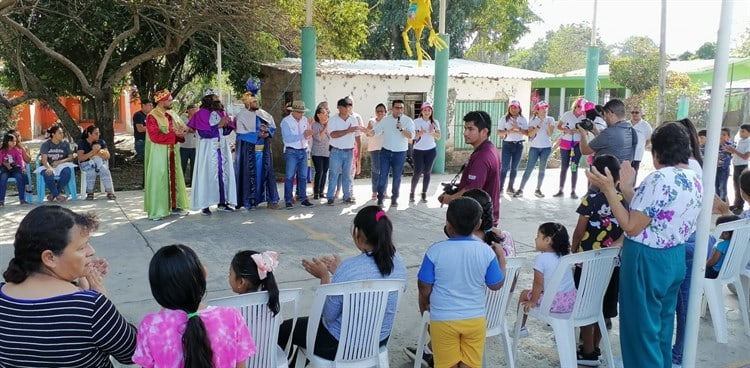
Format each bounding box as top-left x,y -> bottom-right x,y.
460,139 -> 501,226
145,113 -> 183,145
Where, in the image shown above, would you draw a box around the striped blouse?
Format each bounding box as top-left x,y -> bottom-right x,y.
0,284 -> 136,367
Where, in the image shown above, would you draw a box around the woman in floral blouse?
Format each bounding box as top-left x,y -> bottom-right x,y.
587,121 -> 703,368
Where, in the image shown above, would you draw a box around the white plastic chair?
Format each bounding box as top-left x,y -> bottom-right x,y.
512,247 -> 619,368
412,257 -> 526,368
208,288 -> 302,368
294,279 -> 406,368
702,218 -> 750,343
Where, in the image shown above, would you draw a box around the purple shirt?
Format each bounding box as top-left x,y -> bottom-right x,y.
460,140 -> 501,226
0,147 -> 25,169
188,109 -> 233,139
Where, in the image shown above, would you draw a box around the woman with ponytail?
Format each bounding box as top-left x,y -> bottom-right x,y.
134,244 -> 256,368
229,250 -> 281,315
0,205 -> 136,366
278,205 -> 407,360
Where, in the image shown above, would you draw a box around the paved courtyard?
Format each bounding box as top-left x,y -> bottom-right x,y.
1,168 -> 749,367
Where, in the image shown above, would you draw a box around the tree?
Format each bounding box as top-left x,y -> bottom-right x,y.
732,27 -> 750,57
609,37 -> 660,94
627,71 -> 708,125
695,42 -> 717,59
506,23 -> 610,73
359,0 -> 537,60
677,51 -> 695,61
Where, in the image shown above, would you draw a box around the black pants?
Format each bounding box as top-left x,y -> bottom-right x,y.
733,165 -> 747,209
411,148 -> 437,194
312,156 -> 329,196
180,147 -> 196,185
278,317 -> 389,365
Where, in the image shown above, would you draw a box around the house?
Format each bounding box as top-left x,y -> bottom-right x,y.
260,58 -> 552,167
531,57 -> 750,123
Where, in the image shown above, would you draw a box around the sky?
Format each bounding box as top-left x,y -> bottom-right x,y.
519,0 -> 750,55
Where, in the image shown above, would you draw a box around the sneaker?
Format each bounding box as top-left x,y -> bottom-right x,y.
534,190 -> 545,198
201,208 -> 212,216
377,199 -> 384,207
403,346 -> 434,368
267,203 -> 280,210
518,326 -> 529,338
506,187 -> 515,194
171,208 -> 188,216
571,191 -> 578,199
420,193 -> 427,203
390,200 -> 398,208
513,189 -> 523,198
285,202 -> 293,210
552,191 -> 564,198
577,349 -> 601,366
409,193 -> 415,203
327,199 -> 334,206
300,200 -> 314,208
343,198 -> 355,205
217,204 -> 235,212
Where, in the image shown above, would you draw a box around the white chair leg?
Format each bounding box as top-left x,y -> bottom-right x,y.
294,348 -> 307,368
511,304 -> 524,368
378,349 -> 389,368
597,317 -> 615,368
549,320 -> 577,368
501,325 -> 515,368
704,282 -> 728,343
414,312 -> 430,368
733,280 -> 750,337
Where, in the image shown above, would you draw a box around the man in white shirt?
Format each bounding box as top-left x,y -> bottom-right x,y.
725,124 -> 750,214
629,106 -> 652,180
372,99 -> 415,207
280,100 -> 314,209
327,98 -> 361,205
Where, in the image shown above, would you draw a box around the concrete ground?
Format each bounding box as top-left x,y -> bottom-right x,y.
1,167 -> 749,367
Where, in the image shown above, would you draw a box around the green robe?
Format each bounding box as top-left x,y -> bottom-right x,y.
144,108 -> 189,219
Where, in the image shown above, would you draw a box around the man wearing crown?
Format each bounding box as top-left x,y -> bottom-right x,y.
234,87 -> 280,210
144,89 -> 190,220
188,90 -> 238,215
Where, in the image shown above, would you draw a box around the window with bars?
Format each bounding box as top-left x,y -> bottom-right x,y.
452,100 -> 508,150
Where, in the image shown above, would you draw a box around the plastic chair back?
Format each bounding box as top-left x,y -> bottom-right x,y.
208,288 -> 302,368
714,218 -> 750,282
485,257 -> 525,336
303,279 -> 406,367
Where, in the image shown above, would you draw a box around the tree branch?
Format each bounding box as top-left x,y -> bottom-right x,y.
0,15 -> 96,95
95,12 -> 139,87
0,92 -> 33,108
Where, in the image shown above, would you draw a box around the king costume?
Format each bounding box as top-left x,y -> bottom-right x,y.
188,96 -> 237,211
144,90 -> 189,220
234,93 -> 280,209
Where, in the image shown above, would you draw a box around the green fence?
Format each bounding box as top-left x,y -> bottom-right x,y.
452,100 -> 508,150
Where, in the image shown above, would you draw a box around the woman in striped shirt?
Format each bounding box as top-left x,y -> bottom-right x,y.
0,205 -> 136,367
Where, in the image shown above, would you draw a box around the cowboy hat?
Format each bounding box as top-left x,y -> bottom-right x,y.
287,100 -> 309,112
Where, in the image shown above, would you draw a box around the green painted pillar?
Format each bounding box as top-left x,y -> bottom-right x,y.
433,34 -> 450,174
677,96 -> 690,119
584,46 -> 600,103
301,27 -> 317,118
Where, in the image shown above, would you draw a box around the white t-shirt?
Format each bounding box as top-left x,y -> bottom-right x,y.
328,113 -> 358,149
733,137 -> 750,166
528,116 -> 555,148
593,116 -> 607,132
373,114 -> 415,152
498,115 -> 528,142
367,117 -> 384,151
412,117 -> 440,151
630,119 -> 653,161
559,111 -> 583,142
534,252 -> 576,294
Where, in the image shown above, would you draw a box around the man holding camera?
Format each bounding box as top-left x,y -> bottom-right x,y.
438,111 -> 501,226
578,99 -> 637,163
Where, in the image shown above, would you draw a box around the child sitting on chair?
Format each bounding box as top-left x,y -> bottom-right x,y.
705,215 -> 742,279
229,250 -> 280,316
518,222 -> 576,338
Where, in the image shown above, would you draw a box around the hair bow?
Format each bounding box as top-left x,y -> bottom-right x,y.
251,251 -> 279,280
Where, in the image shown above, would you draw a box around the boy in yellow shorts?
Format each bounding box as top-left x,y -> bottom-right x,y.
418,197 -> 505,367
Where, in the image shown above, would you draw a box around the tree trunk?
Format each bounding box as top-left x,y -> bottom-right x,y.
92,90 -> 117,168
42,94 -> 80,142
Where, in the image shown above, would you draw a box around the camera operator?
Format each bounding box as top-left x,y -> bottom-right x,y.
578,99 -> 637,162
438,111 -> 501,226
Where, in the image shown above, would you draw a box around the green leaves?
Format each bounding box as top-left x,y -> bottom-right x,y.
609,37 -> 660,94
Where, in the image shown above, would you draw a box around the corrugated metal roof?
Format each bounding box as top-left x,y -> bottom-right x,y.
557,58 -> 748,78
262,58 -> 553,80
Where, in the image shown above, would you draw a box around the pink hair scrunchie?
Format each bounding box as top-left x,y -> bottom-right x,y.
251,251 -> 279,280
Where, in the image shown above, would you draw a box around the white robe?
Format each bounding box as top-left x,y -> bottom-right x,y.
190,135 -> 237,210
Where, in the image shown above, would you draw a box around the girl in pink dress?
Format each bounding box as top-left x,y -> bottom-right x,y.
229,250 -> 280,315
134,244 -> 256,368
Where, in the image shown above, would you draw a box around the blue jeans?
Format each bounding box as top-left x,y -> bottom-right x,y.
377,149 -> 407,201
370,150 -> 381,193
0,167 -> 26,203
284,148 -> 308,203
43,167 -> 72,197
135,139 -> 145,159
716,166 -> 730,202
327,148 -> 353,201
518,147 -> 552,191
500,141 -> 523,190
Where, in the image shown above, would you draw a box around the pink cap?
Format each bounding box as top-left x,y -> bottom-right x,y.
583,101 -> 596,112
509,100 -> 521,108
534,101 -> 549,111
421,102 -> 433,110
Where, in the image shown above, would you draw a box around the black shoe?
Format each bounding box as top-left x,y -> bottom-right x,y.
313,194 -> 319,200
409,193 -> 415,203
534,190 -> 545,198
201,208 -> 212,216
217,204 -> 234,212
571,191 -> 578,199
377,199 -> 384,207
403,346 -> 434,368
300,200 -> 314,208
506,187 -> 515,194
343,198 -> 356,204
420,193 -> 427,203
390,200 -> 398,208
553,190 -> 564,197
513,189 -> 523,198
285,202 -> 293,209
577,348 -> 601,366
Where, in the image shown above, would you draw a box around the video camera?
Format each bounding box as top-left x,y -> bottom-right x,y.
575,118 -> 595,132
440,164 -> 465,196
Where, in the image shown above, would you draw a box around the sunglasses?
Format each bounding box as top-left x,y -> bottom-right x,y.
631,111 -> 641,114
